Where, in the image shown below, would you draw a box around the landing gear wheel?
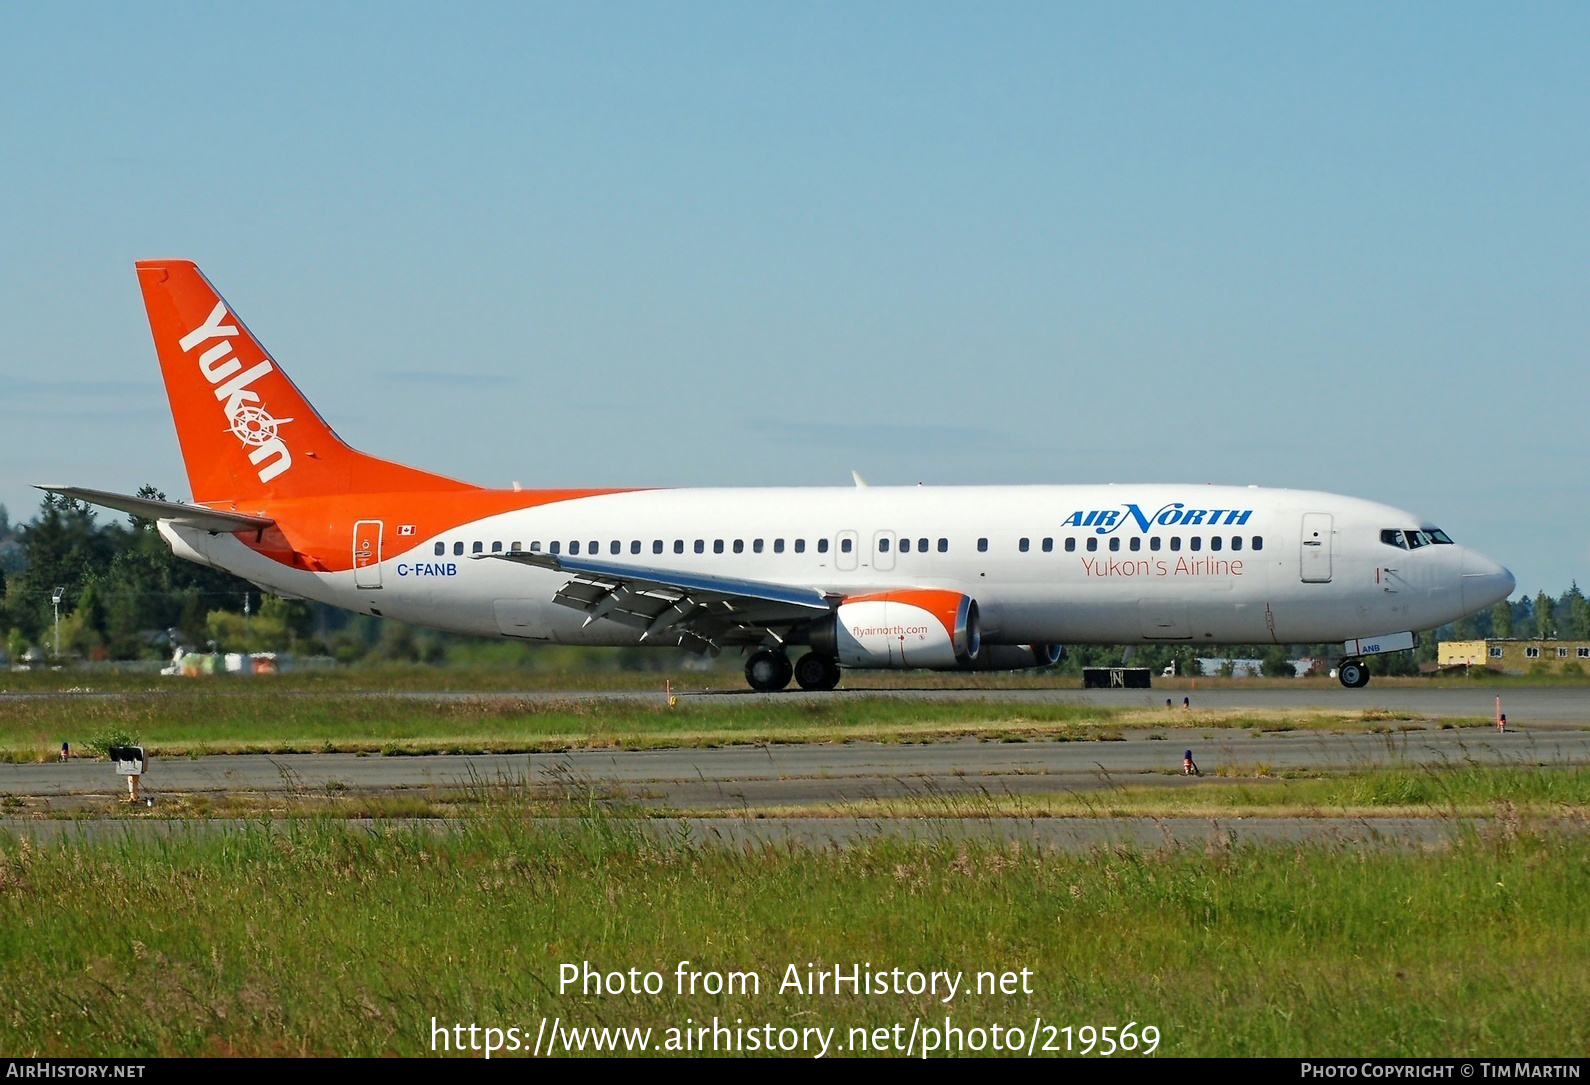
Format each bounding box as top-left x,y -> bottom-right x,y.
793,652 -> 842,691
1338,659 -> 1370,689
745,649 -> 793,692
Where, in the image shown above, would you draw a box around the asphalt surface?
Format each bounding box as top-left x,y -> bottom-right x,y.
4,685 -> 1583,846
4,723 -> 1585,807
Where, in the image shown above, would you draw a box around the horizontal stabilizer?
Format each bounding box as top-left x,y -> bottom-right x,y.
35,485 -> 276,534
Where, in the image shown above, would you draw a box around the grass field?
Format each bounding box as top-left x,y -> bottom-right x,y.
0,687 -> 1500,763
3,676 -> 1586,1057
1,811 -> 1585,1057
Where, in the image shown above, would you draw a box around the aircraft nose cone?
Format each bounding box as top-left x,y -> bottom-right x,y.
1462,551 -> 1515,613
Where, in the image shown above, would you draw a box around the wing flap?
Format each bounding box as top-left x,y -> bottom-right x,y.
484,550 -> 833,649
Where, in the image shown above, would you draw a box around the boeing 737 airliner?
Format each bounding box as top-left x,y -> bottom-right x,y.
41,261 -> 1515,691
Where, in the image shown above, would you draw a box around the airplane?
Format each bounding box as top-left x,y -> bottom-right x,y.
40,260 -> 1515,692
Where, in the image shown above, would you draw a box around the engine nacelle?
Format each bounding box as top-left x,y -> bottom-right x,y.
810,590 -> 980,669
941,643 -> 1063,672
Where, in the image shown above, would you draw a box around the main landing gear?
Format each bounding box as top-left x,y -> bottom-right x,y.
1337,658 -> 1371,689
745,649 -> 793,692
793,651 -> 841,691
744,650 -> 841,692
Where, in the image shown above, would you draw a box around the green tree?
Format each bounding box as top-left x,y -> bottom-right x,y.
1260,645 -> 1294,678
1490,600 -> 1513,639
1564,583 -> 1590,640
1534,591 -> 1556,639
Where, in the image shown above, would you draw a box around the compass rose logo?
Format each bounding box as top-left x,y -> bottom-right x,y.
227,405 -> 294,447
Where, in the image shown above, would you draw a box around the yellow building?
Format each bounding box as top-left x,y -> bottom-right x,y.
1439,639 -> 1590,674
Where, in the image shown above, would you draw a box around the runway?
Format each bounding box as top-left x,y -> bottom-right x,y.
388,684 -> 1589,722
5,722 -> 1585,810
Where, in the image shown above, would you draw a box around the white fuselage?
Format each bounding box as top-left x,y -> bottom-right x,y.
165,483 -> 1515,650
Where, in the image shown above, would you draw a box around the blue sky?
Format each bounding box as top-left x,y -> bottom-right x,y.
1,3 -> 1585,597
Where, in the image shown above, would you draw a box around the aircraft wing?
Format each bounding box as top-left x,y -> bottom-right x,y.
35,485 -> 276,534
485,550 -> 834,653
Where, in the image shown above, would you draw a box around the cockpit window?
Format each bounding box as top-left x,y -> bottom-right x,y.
1424,527 -> 1454,544
1380,529 -> 1408,549
1404,530 -> 1428,550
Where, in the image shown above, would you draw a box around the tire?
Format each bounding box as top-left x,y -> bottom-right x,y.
1338,659 -> 1370,689
793,652 -> 841,691
745,649 -> 793,692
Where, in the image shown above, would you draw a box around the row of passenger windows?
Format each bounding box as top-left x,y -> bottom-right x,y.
434,537 -> 908,557
1018,535 -> 1263,553
434,534 -> 1263,557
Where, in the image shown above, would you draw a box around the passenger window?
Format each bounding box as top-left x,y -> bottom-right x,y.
754,539 -> 764,553
472,541 -> 483,554
434,542 -> 445,556
1042,537 -> 1053,552
694,540 -> 704,554
734,540 -> 744,553
1190,537 -> 1202,552
1018,538 -> 1029,552
512,541 -> 521,551
1129,537 -> 1141,552
1065,538 -> 1076,552
1231,536 -> 1242,551
569,541 -> 580,555
795,539 -> 806,553
1108,537 -> 1121,552
774,539 -> 784,553
453,542 -> 464,556
1252,536 -> 1263,551
977,538 -> 988,552
839,538 -> 851,554
492,541 -> 503,553
631,540 -> 641,554
610,541 -> 621,555
674,540 -> 684,554
713,539 -> 724,554
1170,537 -> 1181,552
530,541 -> 542,552
880,538 -> 891,552
818,539 -> 829,554
653,540 -> 664,554
919,538 -> 929,552
589,541 -> 598,554
899,538 -> 911,553
1149,536 -> 1161,552
550,541 -> 561,555
1086,538 -> 1098,552
938,538 -> 948,553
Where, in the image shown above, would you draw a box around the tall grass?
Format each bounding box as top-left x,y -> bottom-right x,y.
1,813 -> 1584,1056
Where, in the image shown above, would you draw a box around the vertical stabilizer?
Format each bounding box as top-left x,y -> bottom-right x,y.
136,260 -> 475,504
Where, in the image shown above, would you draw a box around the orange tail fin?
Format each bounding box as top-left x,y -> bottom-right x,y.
136,260 -> 476,504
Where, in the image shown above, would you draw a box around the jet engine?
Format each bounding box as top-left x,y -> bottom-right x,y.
809,589 -> 980,669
